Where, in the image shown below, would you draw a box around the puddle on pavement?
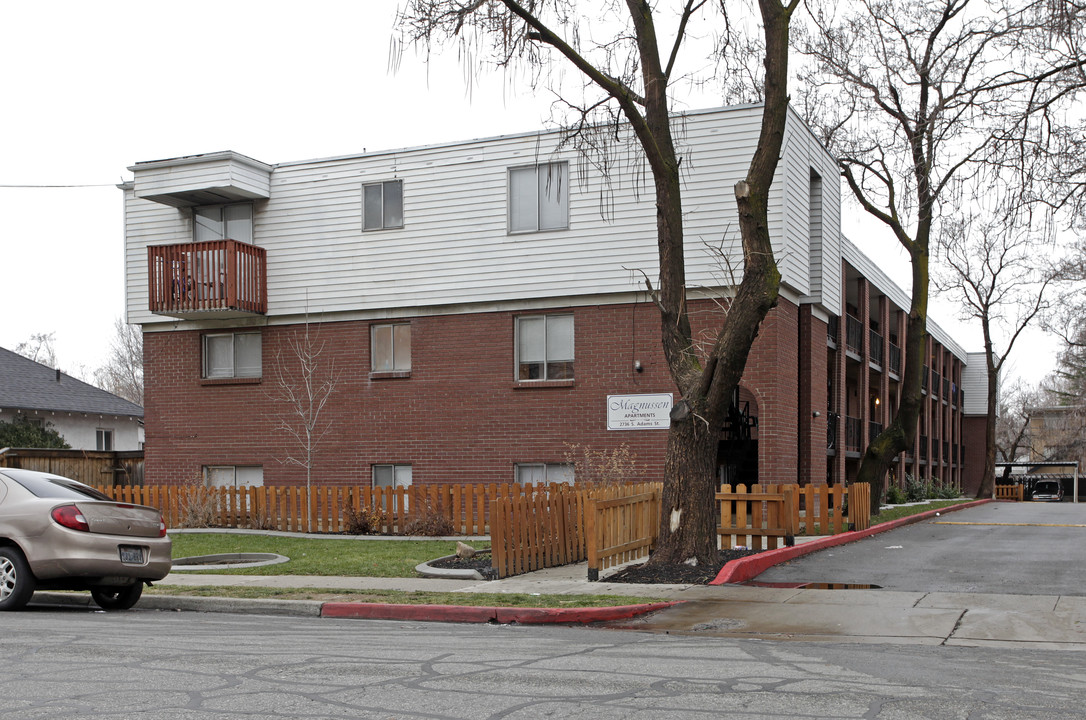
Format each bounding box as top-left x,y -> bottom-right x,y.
741,581 -> 882,590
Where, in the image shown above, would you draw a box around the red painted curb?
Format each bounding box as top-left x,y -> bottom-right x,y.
320,601 -> 681,624
711,498 -> 991,585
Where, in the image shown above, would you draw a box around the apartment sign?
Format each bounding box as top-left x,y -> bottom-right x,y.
607,394 -> 673,430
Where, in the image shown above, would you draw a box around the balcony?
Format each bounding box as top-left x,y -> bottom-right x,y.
888,343 -> 902,375
148,240 -> 267,319
869,329 -> 884,367
845,416 -> 862,453
845,315 -> 863,355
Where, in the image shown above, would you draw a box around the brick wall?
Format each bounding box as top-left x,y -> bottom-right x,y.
143,296 -> 815,488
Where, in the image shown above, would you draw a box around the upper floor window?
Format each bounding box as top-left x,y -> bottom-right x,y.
204,331 -> 261,379
195,203 -> 252,244
509,162 -> 568,233
363,180 -> 403,231
371,323 -> 411,373
516,314 -> 574,381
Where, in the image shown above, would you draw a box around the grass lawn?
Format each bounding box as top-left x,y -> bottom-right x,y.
872,499 -> 970,524
169,533 -> 468,577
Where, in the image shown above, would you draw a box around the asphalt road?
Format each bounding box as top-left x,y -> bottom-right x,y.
4,608 -> 1086,719
755,502 -> 1086,595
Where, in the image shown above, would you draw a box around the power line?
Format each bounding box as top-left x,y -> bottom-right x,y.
0,183 -> 117,188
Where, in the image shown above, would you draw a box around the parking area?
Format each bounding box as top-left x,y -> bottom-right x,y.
753,501 -> 1086,596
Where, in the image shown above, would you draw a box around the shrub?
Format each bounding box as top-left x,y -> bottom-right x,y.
564,442 -> 638,487
885,484 -> 907,505
402,504 -> 455,537
342,502 -> 389,535
178,476 -> 218,528
903,474 -> 931,503
932,480 -> 961,499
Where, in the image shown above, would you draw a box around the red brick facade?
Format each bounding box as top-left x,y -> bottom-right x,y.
144,297 -> 832,488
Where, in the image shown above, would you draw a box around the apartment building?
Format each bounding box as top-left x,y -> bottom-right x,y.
120,104 -> 986,495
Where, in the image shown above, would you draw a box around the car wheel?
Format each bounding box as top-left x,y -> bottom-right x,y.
91,583 -> 144,611
0,546 -> 36,611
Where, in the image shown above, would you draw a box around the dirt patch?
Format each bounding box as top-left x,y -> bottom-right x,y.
601,548 -> 762,584
428,548 -> 762,584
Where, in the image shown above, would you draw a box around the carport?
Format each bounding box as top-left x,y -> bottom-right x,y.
995,460 -> 1080,503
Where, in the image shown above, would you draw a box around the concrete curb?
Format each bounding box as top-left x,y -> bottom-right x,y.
320,601 -> 682,624
31,591 -> 324,617
711,499 -> 992,585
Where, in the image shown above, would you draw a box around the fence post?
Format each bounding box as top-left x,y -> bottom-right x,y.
586,495 -> 599,581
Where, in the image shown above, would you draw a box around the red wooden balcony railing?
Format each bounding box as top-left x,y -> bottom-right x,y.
148,240 -> 266,317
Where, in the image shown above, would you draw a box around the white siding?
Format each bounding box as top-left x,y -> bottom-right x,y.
123,105 -> 841,326
962,352 -> 990,416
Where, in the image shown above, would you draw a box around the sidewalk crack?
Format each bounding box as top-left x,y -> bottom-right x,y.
941,609 -> 967,645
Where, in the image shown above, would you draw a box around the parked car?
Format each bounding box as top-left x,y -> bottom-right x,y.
0,468 -> 171,611
1031,479 -> 1065,502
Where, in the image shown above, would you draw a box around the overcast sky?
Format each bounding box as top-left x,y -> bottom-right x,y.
0,0 -> 1058,388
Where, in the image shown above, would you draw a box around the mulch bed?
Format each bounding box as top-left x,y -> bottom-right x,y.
602,548 -> 763,584
427,547 -> 762,585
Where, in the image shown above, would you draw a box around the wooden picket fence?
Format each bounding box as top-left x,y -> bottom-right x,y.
585,484 -> 662,580
995,484 -> 1024,501
717,483 -> 871,550
92,482 -> 568,535
489,485 -> 588,579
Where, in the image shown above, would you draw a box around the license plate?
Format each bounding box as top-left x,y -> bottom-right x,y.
119,546 -> 145,564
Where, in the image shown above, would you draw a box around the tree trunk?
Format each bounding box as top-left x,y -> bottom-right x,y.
652,415 -> 720,564
856,245 -> 928,515
975,360 -> 1000,499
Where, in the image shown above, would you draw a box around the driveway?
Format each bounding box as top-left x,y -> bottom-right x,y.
753,501 -> 1086,595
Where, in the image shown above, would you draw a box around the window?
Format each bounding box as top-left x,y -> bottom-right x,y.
509,162 -> 568,233
96,429 -> 113,452
516,314 -> 574,380
203,331 -> 262,379
194,203 -> 252,243
363,180 -> 403,231
371,324 -> 411,372
515,463 -> 574,486
372,464 -> 413,490
204,466 -> 264,489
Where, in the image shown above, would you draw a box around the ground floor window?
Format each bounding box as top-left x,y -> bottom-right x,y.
96,428 -> 113,452
515,463 -> 574,486
204,465 -> 264,489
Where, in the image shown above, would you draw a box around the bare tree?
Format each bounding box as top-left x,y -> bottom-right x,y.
266,319 -> 340,531
95,319 -> 144,405
15,332 -> 58,369
994,378 -> 1040,464
396,0 -> 799,564
933,212 -> 1056,497
798,0 -> 1086,511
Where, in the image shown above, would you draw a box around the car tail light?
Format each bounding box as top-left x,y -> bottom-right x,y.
52,505 -> 90,532
158,514 -> 167,538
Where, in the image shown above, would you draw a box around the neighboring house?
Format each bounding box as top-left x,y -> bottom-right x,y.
0,347 -> 144,451
1026,404 -> 1085,466
119,104 -> 984,494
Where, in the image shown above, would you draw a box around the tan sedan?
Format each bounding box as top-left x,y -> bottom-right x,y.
0,469 -> 172,610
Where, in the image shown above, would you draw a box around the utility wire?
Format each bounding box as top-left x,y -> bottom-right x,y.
0,183 -> 117,188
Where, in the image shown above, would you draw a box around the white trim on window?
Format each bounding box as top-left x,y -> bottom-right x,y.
515,463 -> 574,486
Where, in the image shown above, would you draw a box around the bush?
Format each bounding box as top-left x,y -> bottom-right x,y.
178,477 -> 218,528
932,480 -> 961,499
402,505 -> 455,537
904,474 -> 931,503
885,484 -> 907,505
342,503 -> 389,535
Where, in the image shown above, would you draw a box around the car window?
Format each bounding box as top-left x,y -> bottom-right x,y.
1,470 -> 112,501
